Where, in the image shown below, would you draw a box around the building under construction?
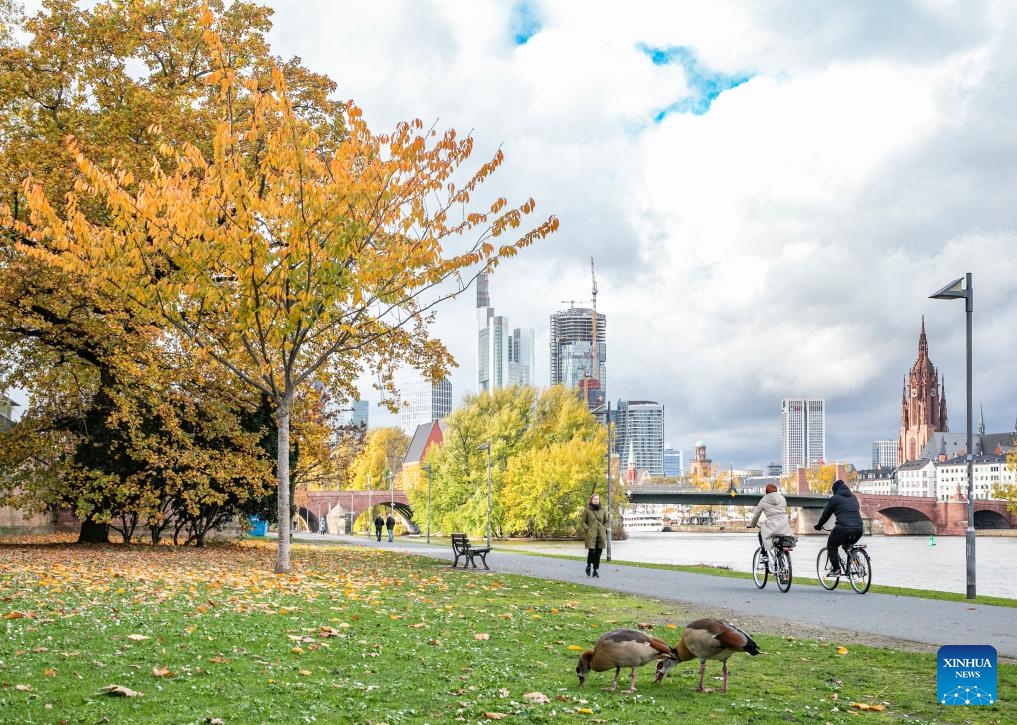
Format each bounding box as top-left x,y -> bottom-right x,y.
549,306 -> 606,407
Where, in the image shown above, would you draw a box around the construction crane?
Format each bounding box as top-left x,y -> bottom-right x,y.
590,257 -> 599,387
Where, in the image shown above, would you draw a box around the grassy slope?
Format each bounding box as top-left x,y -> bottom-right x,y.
0,538 -> 1012,724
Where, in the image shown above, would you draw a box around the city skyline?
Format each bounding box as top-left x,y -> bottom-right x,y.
10,1 -> 1017,473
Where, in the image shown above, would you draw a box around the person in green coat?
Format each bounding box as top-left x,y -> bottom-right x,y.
583,494 -> 608,578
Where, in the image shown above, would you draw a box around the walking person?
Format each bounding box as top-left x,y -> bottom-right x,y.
374,513 -> 384,542
583,494 -> 607,578
386,513 -> 396,542
747,483 -> 793,560
814,479 -> 864,576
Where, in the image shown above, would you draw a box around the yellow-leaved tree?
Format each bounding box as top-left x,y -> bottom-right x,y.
9,9 -> 558,572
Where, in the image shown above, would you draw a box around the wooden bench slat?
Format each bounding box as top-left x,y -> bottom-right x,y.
451,533 -> 491,570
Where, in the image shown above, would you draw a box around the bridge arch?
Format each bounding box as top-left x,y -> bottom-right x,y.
974,509 -> 1011,529
871,506 -> 936,535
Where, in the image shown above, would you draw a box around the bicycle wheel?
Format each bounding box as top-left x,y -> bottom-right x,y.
752,547 -> 768,589
776,550 -> 792,593
847,548 -> 871,594
816,548 -> 839,590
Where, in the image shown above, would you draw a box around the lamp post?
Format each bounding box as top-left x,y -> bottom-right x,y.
421,463 -> 432,544
930,272 -> 975,599
387,470 -> 394,517
591,401 -> 613,561
477,442 -> 492,547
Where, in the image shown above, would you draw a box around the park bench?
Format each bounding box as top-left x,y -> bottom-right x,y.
451,533 -> 492,570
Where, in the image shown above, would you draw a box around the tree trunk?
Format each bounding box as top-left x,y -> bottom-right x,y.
77,518 -> 110,544
275,396 -> 292,573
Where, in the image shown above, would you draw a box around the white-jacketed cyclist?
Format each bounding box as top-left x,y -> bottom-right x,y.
748,483 -> 794,559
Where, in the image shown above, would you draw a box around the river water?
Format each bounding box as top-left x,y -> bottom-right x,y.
507,531 -> 1017,599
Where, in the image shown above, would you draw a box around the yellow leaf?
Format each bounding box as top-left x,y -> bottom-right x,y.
152,666 -> 171,677
836,646 -> 849,655
298,669 -> 312,676
4,611 -> 29,619
43,668 -> 57,677
567,645 -> 584,651
291,647 -> 304,654
576,708 -> 594,714
666,623 -> 677,629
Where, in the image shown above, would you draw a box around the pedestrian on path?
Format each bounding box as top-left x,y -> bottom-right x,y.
583,494 -> 607,578
386,513 -> 396,542
374,514 -> 384,542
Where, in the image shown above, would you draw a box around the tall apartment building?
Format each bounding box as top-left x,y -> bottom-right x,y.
663,447 -> 684,478
335,400 -> 369,428
399,377 -> 453,435
899,318 -> 948,464
871,439 -> 898,469
614,400 -> 664,477
550,306 -> 606,406
780,398 -> 825,476
477,273 -> 535,391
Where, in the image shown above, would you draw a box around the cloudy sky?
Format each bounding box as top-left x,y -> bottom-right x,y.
261,0 -> 1017,471
10,1 -> 1017,472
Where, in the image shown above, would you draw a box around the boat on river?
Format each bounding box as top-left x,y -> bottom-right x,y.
621,511 -> 665,532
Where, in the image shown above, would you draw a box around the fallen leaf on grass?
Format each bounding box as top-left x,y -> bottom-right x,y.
836,646 -> 849,655
127,634 -> 149,641
15,684 -> 33,691
576,707 -> 594,714
43,668 -> 57,677
484,712 -> 508,720
152,666 -> 172,678
567,645 -> 584,651
637,622 -> 653,630
4,611 -> 31,619
298,669 -> 312,676
523,691 -> 550,703
665,623 -> 677,629
474,633 -> 490,640
850,702 -> 886,711
98,685 -> 144,697
205,719 -> 225,724
410,623 -> 427,629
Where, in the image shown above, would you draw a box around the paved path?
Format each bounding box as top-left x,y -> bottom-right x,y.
296,533 -> 1017,658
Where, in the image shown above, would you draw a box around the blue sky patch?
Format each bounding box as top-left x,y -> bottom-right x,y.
511,2 -> 542,46
639,43 -> 752,119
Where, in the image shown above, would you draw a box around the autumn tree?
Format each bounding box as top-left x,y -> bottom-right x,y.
416,386 -> 605,539
0,0 -> 343,541
348,427 -> 411,491
9,8 -> 558,571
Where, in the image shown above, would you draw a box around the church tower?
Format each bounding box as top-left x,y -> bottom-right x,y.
899,318 -> 948,463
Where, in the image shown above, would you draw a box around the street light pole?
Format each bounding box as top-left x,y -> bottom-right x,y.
477,442 -> 492,547
605,401 -> 613,562
421,464 -> 432,544
930,272 -> 976,599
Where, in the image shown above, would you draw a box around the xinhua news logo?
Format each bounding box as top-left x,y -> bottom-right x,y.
937,645 -> 997,706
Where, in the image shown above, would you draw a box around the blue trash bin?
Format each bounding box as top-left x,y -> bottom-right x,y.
248,517 -> 268,536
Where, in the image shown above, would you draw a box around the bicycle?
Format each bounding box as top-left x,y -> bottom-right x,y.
816,529 -> 872,594
750,532 -> 797,593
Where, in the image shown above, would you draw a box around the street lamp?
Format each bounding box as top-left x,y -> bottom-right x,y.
930,272 -> 975,599
591,401 -> 613,562
387,470 -> 394,518
477,442 -> 492,547
421,463 -> 432,544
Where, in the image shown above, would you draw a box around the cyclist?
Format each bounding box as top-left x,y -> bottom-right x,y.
814,479 -> 863,576
747,483 -> 793,562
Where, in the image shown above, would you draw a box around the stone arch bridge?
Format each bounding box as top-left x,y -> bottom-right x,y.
296,490 -> 416,535
626,488 -> 1016,535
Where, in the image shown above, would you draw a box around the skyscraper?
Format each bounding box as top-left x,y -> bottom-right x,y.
550,306 -> 606,405
780,398 -> 825,476
400,377 -> 453,435
663,447 -> 684,477
615,400 -> 664,477
477,273 -> 535,391
871,439 -> 898,469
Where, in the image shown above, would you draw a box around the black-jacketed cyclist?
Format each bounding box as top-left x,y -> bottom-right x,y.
814,479 -> 863,576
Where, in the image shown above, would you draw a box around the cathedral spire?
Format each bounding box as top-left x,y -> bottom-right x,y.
918,316 -> 928,357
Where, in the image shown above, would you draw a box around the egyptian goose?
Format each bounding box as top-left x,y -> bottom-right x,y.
576,628 -> 677,692
653,618 -> 760,692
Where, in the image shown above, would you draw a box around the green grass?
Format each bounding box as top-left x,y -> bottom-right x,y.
0,538 -> 1013,724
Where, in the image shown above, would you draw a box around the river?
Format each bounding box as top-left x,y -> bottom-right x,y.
506,531 -> 1017,599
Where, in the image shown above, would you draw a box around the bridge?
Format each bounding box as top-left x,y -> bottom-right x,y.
297,490 -> 414,535
626,487 -> 1016,535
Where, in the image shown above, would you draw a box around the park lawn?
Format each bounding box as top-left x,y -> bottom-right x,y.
0,537 -> 1012,724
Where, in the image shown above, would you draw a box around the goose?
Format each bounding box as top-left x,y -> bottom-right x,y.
576,628 -> 677,692
653,618 -> 760,692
